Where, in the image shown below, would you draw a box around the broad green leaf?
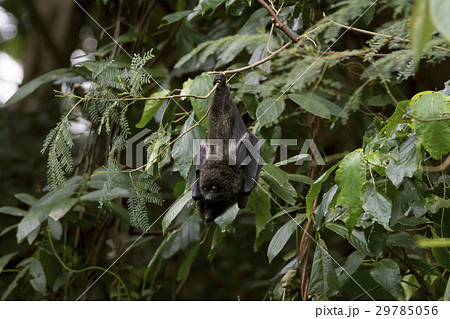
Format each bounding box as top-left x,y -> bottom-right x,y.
247,180 -> 271,242
48,219 -> 63,240
208,225 -> 226,261
262,173 -> 297,205
189,73 -> 215,122
410,0 -> 434,65
326,223 -> 370,255
445,276 -> 450,300
200,0 -> 225,13
362,182 -> 392,231
289,93 -> 342,119
1,265 -> 29,300
80,187 -> 129,201
0,252 -> 18,274
215,204 -> 239,230
256,98 -> 286,126
5,68 -> 74,106
336,250 -> 366,287
365,223 -> 388,259
429,0 -> 450,40
267,219 -> 298,263
29,258 -> 46,294
432,247 -> 450,270
370,259 -> 406,300
14,193 -> 38,206
287,174 -> 314,185
0,206 -> 27,217
177,243 -> 200,281
309,239 -> 340,298
0,224 -> 18,237
314,185 -> 338,230
261,164 -> 289,186
162,191 -> 193,232
180,78 -> 193,100
412,92 -> 450,159
306,162 -> 339,217
136,90 -> 170,128
275,154 -> 309,167
171,115 -> 206,179
386,135 -> 419,188
335,150 -> 366,230
162,10 -> 192,24
385,101 -> 408,137
387,232 -> 415,249
425,195 -> 450,214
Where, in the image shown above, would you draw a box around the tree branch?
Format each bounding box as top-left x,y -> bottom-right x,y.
257,0 -> 298,43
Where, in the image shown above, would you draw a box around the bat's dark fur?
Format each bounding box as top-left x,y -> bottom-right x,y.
192,73 -> 262,222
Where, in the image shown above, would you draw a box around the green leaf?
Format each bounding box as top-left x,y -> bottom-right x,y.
189,73 -> 215,121
267,219 -> 298,263
445,276 -> 450,300
262,173 -> 297,205
432,246 -> 450,270
335,150 -> 366,230
162,10 -> 192,24
362,182 -> 393,231
1,265 -> 29,300
309,239 -> 340,298
256,98 -> 286,126
370,259 -> 406,300
385,101 -> 408,136
287,174 -> 314,185
429,0 -> 450,40
0,206 -> 28,217
412,92 -> 450,159
5,68 -> 75,106
162,191 -> 193,232
177,243 -> 200,281
425,195 -> 450,214
410,0 -> 434,65
314,185 -> 338,231
136,90 -> 170,128
336,250 -> 366,287
365,223 -> 388,259
247,180 -> 271,242
289,93 -> 342,119
200,0 -> 225,13
0,252 -> 18,274
208,225 -> 226,261
29,258 -> 46,294
386,136 -> 419,188
306,163 -> 339,217
171,115 -> 206,179
387,232 -> 415,249
14,193 -> 38,206
215,204 -> 239,230
326,223 -> 370,255
261,164 -> 289,186
274,154 -> 309,167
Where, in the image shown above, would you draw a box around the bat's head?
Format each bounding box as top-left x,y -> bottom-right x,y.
213,73 -> 226,87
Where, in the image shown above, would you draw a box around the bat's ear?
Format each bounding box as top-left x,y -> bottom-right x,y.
213,73 -> 226,86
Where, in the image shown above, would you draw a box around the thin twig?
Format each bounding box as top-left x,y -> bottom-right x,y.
423,155 -> 450,172
327,15 -> 450,52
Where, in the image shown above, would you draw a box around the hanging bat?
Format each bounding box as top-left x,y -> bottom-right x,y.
192,73 -> 262,222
